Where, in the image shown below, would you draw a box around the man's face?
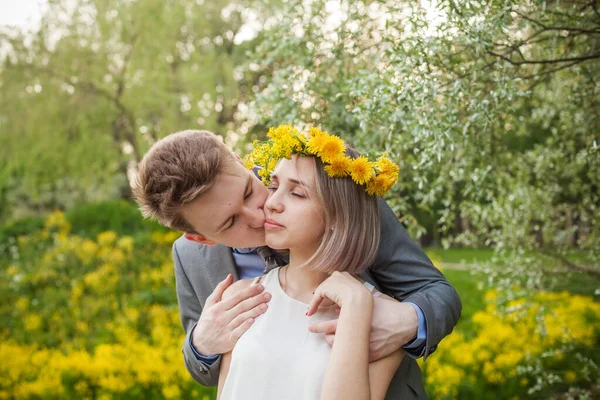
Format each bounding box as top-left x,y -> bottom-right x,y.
180,159 -> 269,248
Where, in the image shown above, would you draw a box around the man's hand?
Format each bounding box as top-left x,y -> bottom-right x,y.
308,295 -> 418,362
192,274 -> 271,356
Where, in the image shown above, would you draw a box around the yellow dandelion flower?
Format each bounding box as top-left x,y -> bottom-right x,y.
350,156 -> 374,185
375,156 -> 400,176
308,126 -> 325,137
319,135 -> 346,163
371,174 -> 396,196
366,175 -> 387,196
324,155 -> 352,177
307,131 -> 328,154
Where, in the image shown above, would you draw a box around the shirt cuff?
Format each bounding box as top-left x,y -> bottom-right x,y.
401,302 -> 427,358
189,325 -> 220,365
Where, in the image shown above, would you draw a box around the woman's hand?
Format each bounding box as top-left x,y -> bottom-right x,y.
306,271 -> 372,316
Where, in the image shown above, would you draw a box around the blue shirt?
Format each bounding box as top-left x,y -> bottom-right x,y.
190,248 -> 428,364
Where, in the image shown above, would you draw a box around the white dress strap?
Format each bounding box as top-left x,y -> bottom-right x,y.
251,276 -> 262,286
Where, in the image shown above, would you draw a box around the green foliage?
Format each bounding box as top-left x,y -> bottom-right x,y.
0,0 -> 280,216
66,199 -> 169,238
0,215 -> 45,243
247,0 -> 600,281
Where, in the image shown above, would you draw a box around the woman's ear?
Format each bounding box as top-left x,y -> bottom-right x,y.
184,232 -> 217,246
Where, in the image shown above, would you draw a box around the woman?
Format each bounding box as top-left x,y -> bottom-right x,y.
217,126 -> 404,400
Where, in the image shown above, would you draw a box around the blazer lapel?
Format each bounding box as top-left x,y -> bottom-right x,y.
206,244 -> 239,282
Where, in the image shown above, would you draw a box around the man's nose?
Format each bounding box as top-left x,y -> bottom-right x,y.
246,206 -> 266,229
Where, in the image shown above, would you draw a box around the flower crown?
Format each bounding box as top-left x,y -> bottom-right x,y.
243,125 -> 399,197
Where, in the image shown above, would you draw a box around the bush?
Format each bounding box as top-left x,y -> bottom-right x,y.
66,199 -> 170,238
0,211 -> 204,399
0,215 -> 45,243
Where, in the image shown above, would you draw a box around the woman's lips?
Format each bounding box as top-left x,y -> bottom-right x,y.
264,218 -> 285,230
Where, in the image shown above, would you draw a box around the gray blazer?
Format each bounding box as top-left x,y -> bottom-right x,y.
173,198 -> 461,399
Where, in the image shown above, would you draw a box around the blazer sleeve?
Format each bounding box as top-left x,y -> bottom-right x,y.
173,241 -> 222,386
368,198 -> 462,359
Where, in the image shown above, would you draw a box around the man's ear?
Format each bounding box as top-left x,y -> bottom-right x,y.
233,152 -> 244,165
184,232 -> 217,246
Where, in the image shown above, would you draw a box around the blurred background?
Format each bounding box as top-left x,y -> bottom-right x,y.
0,0 -> 598,398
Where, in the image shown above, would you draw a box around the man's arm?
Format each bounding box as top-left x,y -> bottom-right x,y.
369,197 -> 462,359
173,242 -> 222,386
173,240 -> 271,386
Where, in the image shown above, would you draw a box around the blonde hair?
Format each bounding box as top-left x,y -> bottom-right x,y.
301,148 -> 380,275
132,130 -> 235,233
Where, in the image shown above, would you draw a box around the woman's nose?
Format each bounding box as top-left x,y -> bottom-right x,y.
265,191 -> 284,213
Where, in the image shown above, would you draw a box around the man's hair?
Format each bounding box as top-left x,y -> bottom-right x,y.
302,148 -> 381,275
132,130 -> 235,233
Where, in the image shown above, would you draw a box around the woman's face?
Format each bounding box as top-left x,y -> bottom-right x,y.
263,155 -> 326,259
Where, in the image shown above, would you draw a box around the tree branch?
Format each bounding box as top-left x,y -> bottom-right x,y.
487,50 -> 600,65
539,249 -> 600,278
513,9 -> 600,34
524,60 -> 581,89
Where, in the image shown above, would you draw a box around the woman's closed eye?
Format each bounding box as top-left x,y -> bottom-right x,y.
268,185 -> 305,198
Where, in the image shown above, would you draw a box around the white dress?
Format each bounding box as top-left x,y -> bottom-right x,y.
220,267 -> 340,400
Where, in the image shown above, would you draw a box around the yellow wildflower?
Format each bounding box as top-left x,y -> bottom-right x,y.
24,314 -> 42,331
375,155 -> 400,176
267,125 -> 295,141
97,231 -> 117,246
292,133 -> 308,152
324,155 -> 352,177
350,156 -> 374,185
308,126 -> 325,137
267,158 -> 279,172
319,135 -> 346,163
243,154 -> 255,170
307,130 -> 328,154
117,236 -> 134,253
366,173 -> 396,196
564,370 -> 577,383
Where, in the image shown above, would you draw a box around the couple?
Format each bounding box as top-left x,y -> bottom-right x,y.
133,126 -> 461,399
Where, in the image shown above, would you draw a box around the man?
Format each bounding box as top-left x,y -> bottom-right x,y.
133,129 -> 461,399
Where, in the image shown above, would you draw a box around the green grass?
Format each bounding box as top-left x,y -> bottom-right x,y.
542,271 -> 600,297
428,247 -> 598,297
425,247 -> 495,265
441,269 -> 483,335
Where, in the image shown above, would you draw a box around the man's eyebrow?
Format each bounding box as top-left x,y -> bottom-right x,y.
271,174 -> 310,188
216,175 -> 252,232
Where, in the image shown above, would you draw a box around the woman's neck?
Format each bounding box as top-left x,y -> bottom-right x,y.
281,251 -> 329,301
